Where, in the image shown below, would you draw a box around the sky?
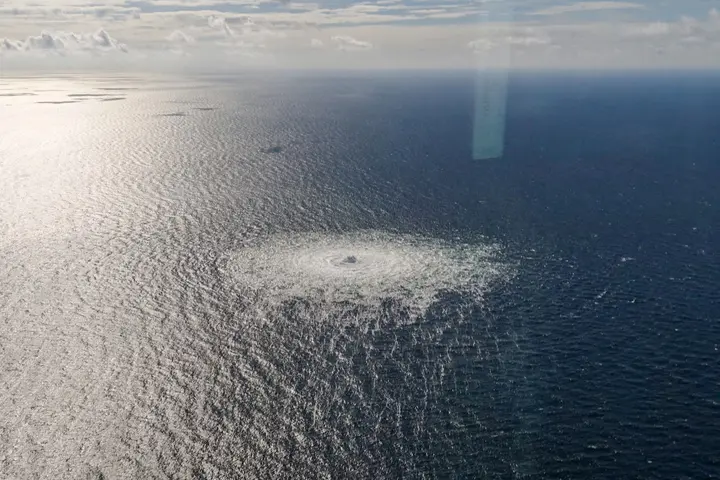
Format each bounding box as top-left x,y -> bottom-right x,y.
1,0 -> 719,70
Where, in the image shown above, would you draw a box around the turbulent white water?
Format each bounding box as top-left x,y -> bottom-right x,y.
226,231 -> 511,316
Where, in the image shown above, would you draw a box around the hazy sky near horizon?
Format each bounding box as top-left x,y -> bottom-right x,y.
1,0 -> 719,70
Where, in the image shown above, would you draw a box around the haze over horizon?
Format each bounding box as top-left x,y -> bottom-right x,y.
1,0 -> 719,72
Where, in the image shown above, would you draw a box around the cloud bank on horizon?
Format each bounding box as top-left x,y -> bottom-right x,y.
0,0 -> 719,70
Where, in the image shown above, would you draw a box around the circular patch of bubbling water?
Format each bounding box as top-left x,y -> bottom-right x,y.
226,231 -> 511,316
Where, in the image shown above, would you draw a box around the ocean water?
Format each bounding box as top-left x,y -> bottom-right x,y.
1,71 -> 719,479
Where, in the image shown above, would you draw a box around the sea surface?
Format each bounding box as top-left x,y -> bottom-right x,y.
1,71 -> 719,479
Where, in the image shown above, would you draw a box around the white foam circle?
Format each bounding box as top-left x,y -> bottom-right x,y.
225,231 -> 511,315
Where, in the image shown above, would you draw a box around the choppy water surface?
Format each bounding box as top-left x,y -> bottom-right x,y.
1,73 -> 719,479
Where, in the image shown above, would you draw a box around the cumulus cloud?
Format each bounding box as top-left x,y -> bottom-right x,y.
331,35 -> 372,51
89,29 -> 125,49
190,14 -> 286,61
1,38 -> 25,51
208,15 -> 235,38
239,17 -> 286,42
310,38 -> 324,48
166,29 -> 195,44
25,32 -> 65,50
1,29 -> 128,54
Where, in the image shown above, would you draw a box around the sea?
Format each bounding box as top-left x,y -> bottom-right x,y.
1,70 -> 719,479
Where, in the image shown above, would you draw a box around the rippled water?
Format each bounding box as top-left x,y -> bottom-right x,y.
1,72 -> 719,479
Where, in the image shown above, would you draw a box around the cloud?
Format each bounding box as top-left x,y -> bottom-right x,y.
26,32 -> 65,50
1,29 -> 128,54
0,5 -> 140,21
208,15 -> 235,38
1,2 -> 719,70
1,38 -> 25,51
90,29 -> 125,49
186,14 -> 287,60
204,15 -> 285,45
622,9 -> 720,43
467,38 -> 496,52
531,1 -> 644,16
628,22 -> 671,37
331,35 -> 372,51
166,29 -> 195,44
507,35 -> 552,46
469,29 -> 552,52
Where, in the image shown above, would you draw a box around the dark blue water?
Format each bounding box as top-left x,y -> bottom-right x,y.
265,71 -> 720,478
441,72 -> 720,479
1,71 -> 719,478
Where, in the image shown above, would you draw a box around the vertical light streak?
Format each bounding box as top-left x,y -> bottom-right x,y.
473,1 -> 513,160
